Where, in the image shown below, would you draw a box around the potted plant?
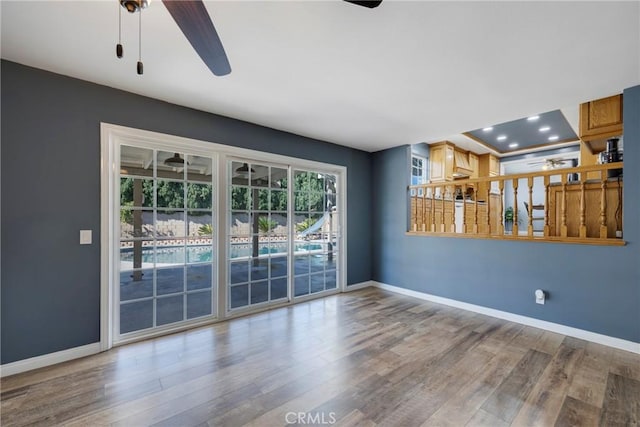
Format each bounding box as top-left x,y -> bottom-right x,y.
504,206 -> 514,232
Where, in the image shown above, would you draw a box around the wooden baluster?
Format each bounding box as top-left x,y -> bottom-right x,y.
421,187 -> 426,232
486,181 -> 491,234
440,185 -> 446,233
579,180 -> 587,238
450,185 -> 456,233
473,187 -> 479,234
462,184 -> 468,233
411,188 -> 418,232
543,175 -> 550,237
560,173 -> 568,238
499,180 -> 504,236
431,187 -> 436,232
600,170 -> 608,238
527,176 -> 534,237
513,178 -> 519,236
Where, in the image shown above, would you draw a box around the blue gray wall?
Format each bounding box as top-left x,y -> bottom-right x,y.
1,60 -> 372,364
372,85 -> 640,343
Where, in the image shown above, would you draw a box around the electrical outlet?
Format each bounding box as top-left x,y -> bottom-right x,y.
616,230 -> 623,238
535,289 -> 545,305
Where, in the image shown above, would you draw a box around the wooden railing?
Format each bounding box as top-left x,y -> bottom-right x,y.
408,162 -> 624,245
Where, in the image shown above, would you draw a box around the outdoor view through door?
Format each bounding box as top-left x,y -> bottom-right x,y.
119,146 -> 216,335
107,125 -> 344,344
227,162 -> 340,309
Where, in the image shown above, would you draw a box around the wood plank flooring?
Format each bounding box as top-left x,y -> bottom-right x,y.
1,288 -> 639,426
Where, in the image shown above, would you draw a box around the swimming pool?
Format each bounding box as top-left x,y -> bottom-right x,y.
120,242 -> 324,265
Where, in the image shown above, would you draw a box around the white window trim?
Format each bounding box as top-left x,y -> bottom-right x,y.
411,154 -> 427,185
101,123 -> 347,350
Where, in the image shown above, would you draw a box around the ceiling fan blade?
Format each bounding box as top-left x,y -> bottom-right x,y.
162,0 -> 231,76
344,0 -> 383,8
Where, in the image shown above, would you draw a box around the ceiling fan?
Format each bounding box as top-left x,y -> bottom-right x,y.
117,0 -> 382,76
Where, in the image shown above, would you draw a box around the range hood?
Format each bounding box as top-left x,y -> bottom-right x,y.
453,151 -> 473,178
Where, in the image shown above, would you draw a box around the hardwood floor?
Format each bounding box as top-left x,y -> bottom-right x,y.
1,288 -> 639,426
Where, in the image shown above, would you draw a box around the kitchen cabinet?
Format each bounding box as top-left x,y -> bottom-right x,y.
579,94 -> 623,153
478,154 -> 500,177
429,142 -> 454,182
468,152 -> 479,179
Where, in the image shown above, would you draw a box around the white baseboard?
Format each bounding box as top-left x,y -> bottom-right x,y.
372,281 -> 640,355
344,281 -> 374,291
0,343 -> 102,378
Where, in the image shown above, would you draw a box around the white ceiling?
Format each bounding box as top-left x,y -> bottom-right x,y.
2,1 -> 639,153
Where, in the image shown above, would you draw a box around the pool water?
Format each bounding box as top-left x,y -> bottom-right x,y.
121,242 -> 323,265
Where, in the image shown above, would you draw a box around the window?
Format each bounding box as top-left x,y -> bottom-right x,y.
411,155 -> 427,185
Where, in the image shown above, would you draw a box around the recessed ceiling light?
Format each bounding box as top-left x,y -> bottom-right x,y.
508,142 -> 519,148
539,126 -> 551,132
548,135 -> 559,141
497,135 -> 507,141
483,127 -> 493,132
527,115 -> 540,121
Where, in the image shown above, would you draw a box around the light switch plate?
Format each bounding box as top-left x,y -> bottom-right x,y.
80,230 -> 92,245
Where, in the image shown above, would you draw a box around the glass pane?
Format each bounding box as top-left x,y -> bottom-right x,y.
325,269 -> 337,289
310,254 -> 324,273
270,256 -> 287,278
187,264 -> 213,291
309,193 -> 325,213
310,273 -> 325,294
269,236 -> 288,255
120,145 -> 153,177
250,281 -> 269,304
270,278 -> 287,300
157,181 -> 184,209
270,190 -> 287,211
120,269 -> 153,301
294,171 -> 309,191
229,241 -> 252,260
230,261 -> 249,284
120,178 -> 153,208
257,214 -> 276,235
250,258 -> 269,281
230,187 -> 251,211
158,151 -> 186,179
270,168 -> 287,189
230,284 -> 249,309
155,242 -> 185,266
294,255 -> 309,275
187,240 -> 213,264
271,213 -> 287,234
120,241 -> 154,271
295,214 -> 311,233
187,156 -> 212,182
156,267 -> 184,295
251,164 -> 269,188
120,300 -> 153,334
156,210 -> 186,238
294,193 -> 308,212
120,209 -> 153,239
325,252 -> 338,271
230,212 -> 251,236
187,291 -> 212,319
231,161 -> 250,186
157,295 -> 184,326
294,275 -> 309,297
188,211 -> 213,237
256,189 -> 269,211
187,183 -> 213,209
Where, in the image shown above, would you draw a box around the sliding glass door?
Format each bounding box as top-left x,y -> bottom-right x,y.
228,160 -> 289,309
293,170 -> 339,298
118,145 -> 216,338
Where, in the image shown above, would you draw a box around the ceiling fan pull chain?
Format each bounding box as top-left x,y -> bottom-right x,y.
116,3 -> 123,58
137,5 -> 143,75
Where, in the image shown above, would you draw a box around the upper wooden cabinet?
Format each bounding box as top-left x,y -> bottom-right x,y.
579,94 -> 623,153
478,153 -> 500,177
468,152 -> 479,179
429,142 -> 454,182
